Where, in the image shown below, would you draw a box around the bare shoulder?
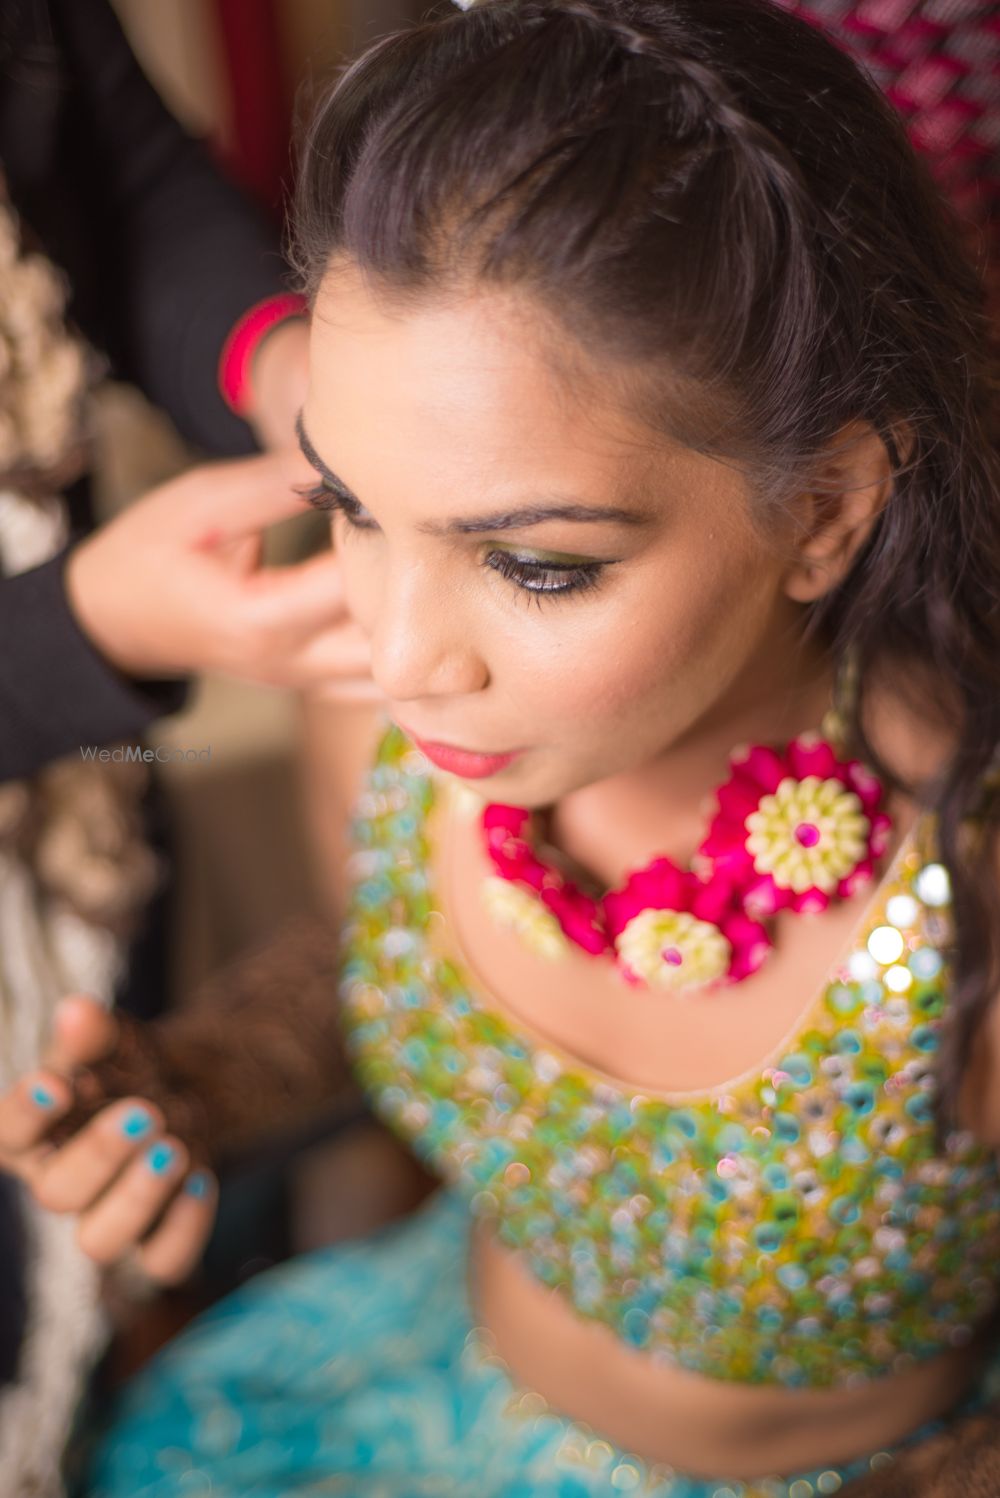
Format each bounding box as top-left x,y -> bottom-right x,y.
299,699 -> 389,925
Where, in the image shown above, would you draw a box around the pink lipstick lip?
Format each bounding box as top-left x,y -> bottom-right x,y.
405,731 -> 521,779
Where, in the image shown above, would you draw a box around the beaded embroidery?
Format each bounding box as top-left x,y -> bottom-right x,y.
337,720 -> 1000,1389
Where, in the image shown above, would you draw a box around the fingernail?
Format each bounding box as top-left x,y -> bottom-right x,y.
30,1084 -> 55,1109
145,1142 -> 176,1174
184,1171 -> 211,1198
120,1107 -> 152,1139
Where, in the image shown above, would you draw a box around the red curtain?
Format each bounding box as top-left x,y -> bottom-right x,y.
210,0 -> 291,212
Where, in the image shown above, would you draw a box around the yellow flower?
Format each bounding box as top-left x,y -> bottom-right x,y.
745,775 -> 869,894
480,877 -> 570,959
614,909 -> 731,992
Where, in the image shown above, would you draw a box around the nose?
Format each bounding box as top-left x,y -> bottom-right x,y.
368,563 -> 488,703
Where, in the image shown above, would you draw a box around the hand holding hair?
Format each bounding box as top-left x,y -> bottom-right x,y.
0,914 -> 364,1288
0,999 -> 216,1287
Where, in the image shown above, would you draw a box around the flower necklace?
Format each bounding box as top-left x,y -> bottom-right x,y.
477,690 -> 892,996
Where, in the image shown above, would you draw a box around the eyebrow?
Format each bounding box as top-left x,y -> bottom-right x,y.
296,413 -> 652,536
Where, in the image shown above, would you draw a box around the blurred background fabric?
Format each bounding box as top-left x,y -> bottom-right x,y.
774,0 -> 999,330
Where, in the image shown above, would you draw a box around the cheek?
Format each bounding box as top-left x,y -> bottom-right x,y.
515,543 -> 779,730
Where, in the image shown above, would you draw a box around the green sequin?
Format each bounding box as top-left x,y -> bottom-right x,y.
338,721 -> 1000,1389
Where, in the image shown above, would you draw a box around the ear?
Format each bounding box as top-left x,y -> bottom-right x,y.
783,420 -> 898,604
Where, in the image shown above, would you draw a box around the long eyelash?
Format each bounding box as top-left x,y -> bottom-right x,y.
299,482 -> 377,530
484,549 -> 606,606
295,480 -> 331,510
298,482 -> 607,604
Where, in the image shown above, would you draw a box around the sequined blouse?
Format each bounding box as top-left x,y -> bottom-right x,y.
336,719 -> 1000,1389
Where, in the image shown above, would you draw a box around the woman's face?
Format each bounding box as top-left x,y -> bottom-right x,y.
301,259 -> 808,807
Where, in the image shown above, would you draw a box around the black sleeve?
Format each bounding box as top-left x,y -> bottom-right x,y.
0,1175 -> 27,1388
0,550 -> 189,783
47,0 -> 292,455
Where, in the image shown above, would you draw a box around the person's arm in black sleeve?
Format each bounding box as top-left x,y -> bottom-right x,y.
48,0 -> 292,455
0,549 -> 188,785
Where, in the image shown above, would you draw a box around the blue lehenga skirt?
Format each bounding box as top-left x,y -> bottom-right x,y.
83,1183 -> 1000,1498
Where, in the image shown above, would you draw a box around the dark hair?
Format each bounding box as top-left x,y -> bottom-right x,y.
292,0 -> 1000,1145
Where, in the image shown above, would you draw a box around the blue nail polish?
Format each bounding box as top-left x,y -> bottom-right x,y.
121,1107 -> 152,1139
30,1084 -> 55,1109
184,1171 -> 210,1198
145,1142 -> 175,1174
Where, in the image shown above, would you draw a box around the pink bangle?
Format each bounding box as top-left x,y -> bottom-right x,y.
218,292 -> 308,417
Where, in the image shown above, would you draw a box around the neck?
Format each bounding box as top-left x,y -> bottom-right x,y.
542,633 -> 838,889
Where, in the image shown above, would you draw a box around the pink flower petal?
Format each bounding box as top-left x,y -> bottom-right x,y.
739,745 -> 786,793
845,761 -> 885,812
728,935 -> 772,981
606,858 -> 686,922
788,737 -> 838,780
722,910 -> 771,947
483,804 -> 529,835
742,873 -> 784,918
712,781 -> 764,824
700,832 -> 754,874
869,813 -> 892,856
642,857 -> 691,905
516,858 -> 550,893
542,888 -> 609,954
837,858 -> 874,899
790,887 -> 830,915
690,878 -> 738,924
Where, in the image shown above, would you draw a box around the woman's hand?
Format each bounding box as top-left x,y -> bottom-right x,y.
0,996 -> 217,1286
64,448 -> 382,700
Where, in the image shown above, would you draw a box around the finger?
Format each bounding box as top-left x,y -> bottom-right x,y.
214,532 -> 264,575
175,450 -> 319,545
284,619 -> 374,683
0,1069 -> 74,1159
43,995 -> 118,1076
74,1137 -> 191,1269
305,677 -> 387,705
132,1169 -> 218,1285
30,1098 -> 164,1212
241,548 -> 351,633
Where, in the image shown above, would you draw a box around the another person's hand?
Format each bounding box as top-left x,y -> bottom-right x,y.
242,316 -> 310,452
0,996 -> 216,1286
65,448 -> 382,700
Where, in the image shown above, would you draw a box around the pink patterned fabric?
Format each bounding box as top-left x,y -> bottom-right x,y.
774,1 -> 999,321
